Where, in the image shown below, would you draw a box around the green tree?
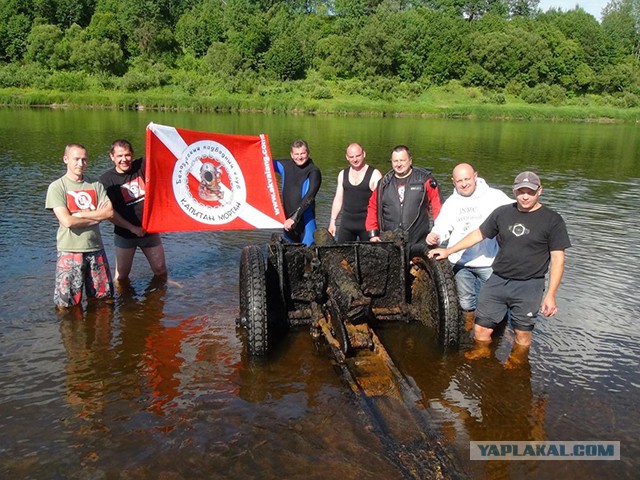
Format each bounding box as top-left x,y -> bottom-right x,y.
205,41 -> 244,77
0,13 -> 31,61
602,0 -> 640,59
175,0 -> 225,57
222,0 -> 269,71
459,0 -> 508,21
31,0 -> 57,23
55,0 -> 96,27
86,11 -> 123,44
315,34 -> 358,78
69,36 -> 124,74
465,26 -> 549,87
94,0 -> 187,59
264,35 -> 306,79
397,9 -> 469,83
265,4 -> 331,76
539,8 -> 612,72
334,0 -> 384,17
597,61 -> 639,91
25,23 -> 64,67
353,11 -> 402,76
507,0 -> 539,18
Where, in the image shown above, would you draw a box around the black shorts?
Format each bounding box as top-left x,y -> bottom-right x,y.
475,274 -> 545,332
114,233 -> 162,249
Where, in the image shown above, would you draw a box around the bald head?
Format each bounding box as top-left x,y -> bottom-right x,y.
451,163 -> 478,197
346,143 -> 366,169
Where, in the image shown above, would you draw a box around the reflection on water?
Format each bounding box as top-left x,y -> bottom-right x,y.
380,323 -> 548,480
1,110 -> 639,479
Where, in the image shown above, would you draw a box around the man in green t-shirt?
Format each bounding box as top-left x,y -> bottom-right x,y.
45,144 -> 115,308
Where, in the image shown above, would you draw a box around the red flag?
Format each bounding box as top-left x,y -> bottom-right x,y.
143,123 -> 285,233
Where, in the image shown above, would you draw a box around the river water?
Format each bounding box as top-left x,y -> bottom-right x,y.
0,109 -> 638,479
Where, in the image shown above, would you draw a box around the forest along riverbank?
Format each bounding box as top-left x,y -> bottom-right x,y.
2,88 -> 640,123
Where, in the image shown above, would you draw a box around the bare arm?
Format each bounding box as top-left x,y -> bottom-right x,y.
540,250 -> 565,317
369,169 -> 382,191
109,210 -> 146,237
328,170 -> 344,236
427,228 -> 485,260
53,199 -> 113,229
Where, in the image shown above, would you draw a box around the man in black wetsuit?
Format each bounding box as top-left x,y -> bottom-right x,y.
273,140 -> 322,246
328,143 -> 382,242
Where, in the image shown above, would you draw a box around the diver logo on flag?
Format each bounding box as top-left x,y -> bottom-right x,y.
143,122 -> 284,233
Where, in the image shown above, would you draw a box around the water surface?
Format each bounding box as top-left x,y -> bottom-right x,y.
0,109 -> 638,479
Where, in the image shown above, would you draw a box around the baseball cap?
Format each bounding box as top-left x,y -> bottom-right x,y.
513,171 -> 541,190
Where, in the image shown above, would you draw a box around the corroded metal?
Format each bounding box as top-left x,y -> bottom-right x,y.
256,230 -> 466,479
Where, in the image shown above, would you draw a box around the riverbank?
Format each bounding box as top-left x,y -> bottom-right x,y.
2,84 -> 640,123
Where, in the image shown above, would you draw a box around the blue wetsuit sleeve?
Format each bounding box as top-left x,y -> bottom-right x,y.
300,210 -> 317,246
273,159 -> 285,177
291,168 -> 321,223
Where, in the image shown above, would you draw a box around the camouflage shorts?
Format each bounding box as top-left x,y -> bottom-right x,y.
54,249 -> 114,308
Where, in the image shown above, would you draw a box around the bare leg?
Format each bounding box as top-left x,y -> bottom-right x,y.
114,246 -> 136,282
464,339 -> 492,360
464,324 -> 494,360
141,243 -> 167,278
514,329 -> 533,347
473,323 -> 493,342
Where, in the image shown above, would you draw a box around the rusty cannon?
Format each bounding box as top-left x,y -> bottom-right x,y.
236,228 -> 469,479
237,228 -> 465,359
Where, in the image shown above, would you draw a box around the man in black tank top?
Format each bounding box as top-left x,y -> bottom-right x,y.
328,143 -> 382,242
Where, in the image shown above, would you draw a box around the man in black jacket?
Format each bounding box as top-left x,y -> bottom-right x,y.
365,145 -> 442,251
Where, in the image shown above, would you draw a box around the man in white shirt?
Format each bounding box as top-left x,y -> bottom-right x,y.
427,163 -> 512,330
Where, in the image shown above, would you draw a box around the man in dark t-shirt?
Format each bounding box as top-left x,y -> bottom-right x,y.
99,139 -> 167,282
429,171 -> 571,366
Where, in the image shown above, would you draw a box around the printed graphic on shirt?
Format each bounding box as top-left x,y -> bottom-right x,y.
509,223 -> 530,237
66,189 -> 98,213
120,177 -> 146,205
398,184 -> 405,203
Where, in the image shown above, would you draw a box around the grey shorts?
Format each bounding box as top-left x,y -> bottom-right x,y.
114,233 -> 162,249
475,274 -> 545,332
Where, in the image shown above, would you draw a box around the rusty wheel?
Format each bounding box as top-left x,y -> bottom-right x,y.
410,255 -> 462,350
239,245 -> 269,356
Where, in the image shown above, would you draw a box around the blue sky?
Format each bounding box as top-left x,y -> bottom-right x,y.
537,0 -> 609,20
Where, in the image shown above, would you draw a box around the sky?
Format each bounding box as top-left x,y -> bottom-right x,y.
537,0 -> 609,20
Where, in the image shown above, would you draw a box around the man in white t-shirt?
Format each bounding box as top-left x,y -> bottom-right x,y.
427,163 -> 512,330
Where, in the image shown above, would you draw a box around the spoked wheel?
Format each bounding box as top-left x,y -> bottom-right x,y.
410,255 -> 462,350
239,245 -> 269,356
